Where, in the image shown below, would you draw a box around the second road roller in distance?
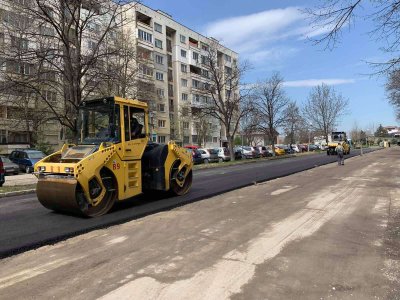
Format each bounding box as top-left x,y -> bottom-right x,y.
34,96 -> 193,217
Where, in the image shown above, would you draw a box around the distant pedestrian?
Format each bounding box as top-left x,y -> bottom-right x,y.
336,142 -> 344,166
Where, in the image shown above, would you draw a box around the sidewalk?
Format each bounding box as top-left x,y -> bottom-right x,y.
3,173 -> 37,186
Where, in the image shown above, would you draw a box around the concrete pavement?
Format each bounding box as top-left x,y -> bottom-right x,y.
0,147 -> 399,299
3,173 -> 37,186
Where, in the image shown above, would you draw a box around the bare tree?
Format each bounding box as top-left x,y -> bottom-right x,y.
253,73 -> 290,155
240,107 -> 259,146
303,84 -> 349,143
305,1 -> 400,70
386,69 -> 400,120
198,39 -> 252,160
283,101 -> 303,145
0,0 -> 137,141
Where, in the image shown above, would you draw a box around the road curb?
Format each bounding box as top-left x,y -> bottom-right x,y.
0,189 -> 36,198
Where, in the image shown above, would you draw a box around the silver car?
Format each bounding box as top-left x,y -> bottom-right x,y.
0,156 -> 19,175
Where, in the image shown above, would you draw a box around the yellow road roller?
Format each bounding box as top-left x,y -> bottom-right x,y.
34,96 -> 193,217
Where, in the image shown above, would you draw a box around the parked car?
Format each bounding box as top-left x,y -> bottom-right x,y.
215,147 -> 231,162
308,144 -> 319,151
283,145 -> 295,154
9,149 -> 46,173
184,145 -> 199,150
255,146 -> 271,157
274,145 -> 286,156
186,148 -> 203,165
240,146 -> 254,159
265,146 -> 274,157
289,144 -> 300,153
0,156 -> 5,187
0,156 -> 19,175
250,147 -> 262,158
298,144 -> 308,152
198,148 -> 219,164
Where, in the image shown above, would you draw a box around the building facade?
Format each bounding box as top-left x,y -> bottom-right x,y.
127,3 -> 238,147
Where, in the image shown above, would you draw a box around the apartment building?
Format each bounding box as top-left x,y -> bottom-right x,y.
129,3 -> 238,147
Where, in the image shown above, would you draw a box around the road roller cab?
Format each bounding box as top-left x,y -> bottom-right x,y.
327,131 -> 350,155
34,96 -> 193,217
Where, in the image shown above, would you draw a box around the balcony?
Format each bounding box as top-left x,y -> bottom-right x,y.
136,11 -> 152,28
189,37 -> 198,48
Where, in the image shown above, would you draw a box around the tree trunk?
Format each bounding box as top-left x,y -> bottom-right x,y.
227,135 -> 235,161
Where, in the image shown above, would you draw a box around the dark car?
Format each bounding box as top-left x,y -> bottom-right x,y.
0,156 -> 19,175
9,149 -> 46,173
0,156 -> 5,187
283,145 -> 295,154
187,148 -> 203,165
308,144 -> 319,151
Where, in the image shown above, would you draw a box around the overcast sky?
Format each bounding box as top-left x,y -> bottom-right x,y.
143,0 -> 399,132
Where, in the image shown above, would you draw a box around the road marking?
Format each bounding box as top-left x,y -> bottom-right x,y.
270,185 -> 298,196
0,256 -> 85,290
98,185 -> 360,300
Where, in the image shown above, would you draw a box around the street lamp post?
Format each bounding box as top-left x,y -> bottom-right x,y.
308,122 -> 312,152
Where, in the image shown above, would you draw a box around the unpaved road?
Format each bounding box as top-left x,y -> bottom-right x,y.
0,148 -> 399,299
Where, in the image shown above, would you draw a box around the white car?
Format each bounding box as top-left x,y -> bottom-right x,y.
215,147 -> 231,162
290,144 -> 300,153
198,148 -> 219,163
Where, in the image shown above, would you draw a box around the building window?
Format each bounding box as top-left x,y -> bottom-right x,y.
155,38 -> 163,49
154,22 -> 162,33
201,43 -> 209,51
0,130 -> 6,144
11,36 -> 28,50
43,90 -> 57,103
213,137 -> 218,143
155,54 -> 164,65
139,64 -> 153,76
192,135 -> 198,143
156,88 -> 164,98
181,49 -> 186,58
158,119 -> 166,128
156,72 -> 164,81
225,54 -> 232,62
158,135 -> 166,143
88,40 -> 97,50
193,94 -> 200,102
180,34 -> 186,43
183,122 -> 189,129
192,51 -> 199,61
181,78 -> 187,87
138,29 -> 152,43
158,104 -> 165,112
192,79 -> 200,89
202,69 -> 209,78
181,63 -> 187,73
201,55 -> 209,65
181,93 -> 188,101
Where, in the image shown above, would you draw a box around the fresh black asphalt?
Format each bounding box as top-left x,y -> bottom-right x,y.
0,149 -> 376,258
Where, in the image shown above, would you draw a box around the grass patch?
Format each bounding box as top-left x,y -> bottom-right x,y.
0,184 -> 36,194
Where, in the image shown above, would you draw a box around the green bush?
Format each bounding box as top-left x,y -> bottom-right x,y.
34,139 -> 54,155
